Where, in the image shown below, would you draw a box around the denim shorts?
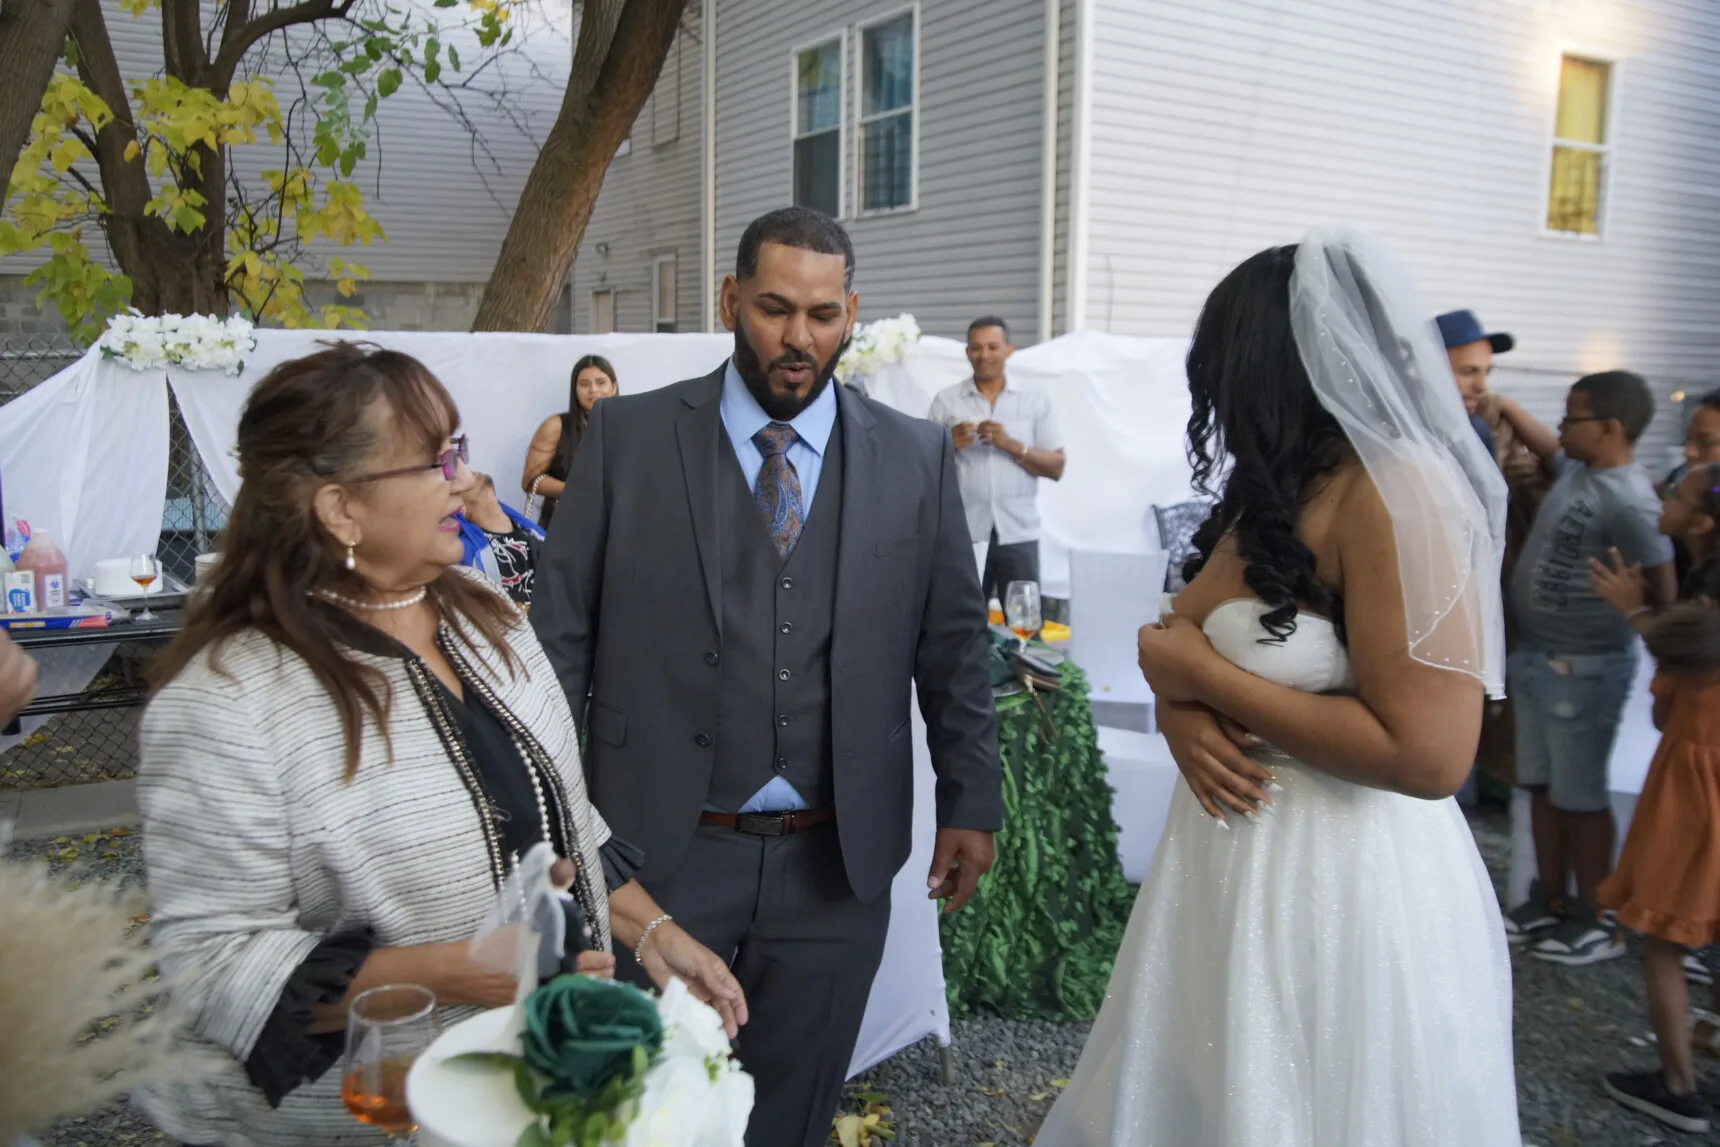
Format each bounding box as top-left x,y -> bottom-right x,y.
1507,644 -> 1638,813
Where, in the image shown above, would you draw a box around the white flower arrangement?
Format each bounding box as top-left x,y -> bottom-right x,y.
615,979 -> 752,1147
835,312 -> 921,383
97,310 -> 255,375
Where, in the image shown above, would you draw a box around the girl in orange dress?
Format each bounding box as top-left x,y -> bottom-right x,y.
1598,593 -> 1720,1132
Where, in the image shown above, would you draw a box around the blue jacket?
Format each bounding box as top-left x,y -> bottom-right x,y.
458,503 -> 545,583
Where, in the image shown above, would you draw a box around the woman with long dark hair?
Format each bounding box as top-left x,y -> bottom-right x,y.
1034,230 -> 1518,1145
133,344 -> 742,1146
521,354 -> 618,527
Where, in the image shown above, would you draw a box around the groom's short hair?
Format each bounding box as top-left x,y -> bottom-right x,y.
736,207 -> 855,291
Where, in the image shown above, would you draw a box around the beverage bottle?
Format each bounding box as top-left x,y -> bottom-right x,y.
17,532 -> 69,611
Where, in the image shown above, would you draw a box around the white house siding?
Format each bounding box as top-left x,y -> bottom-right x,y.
568,8 -> 706,336
713,0 -> 1051,342
1080,0 -> 1720,468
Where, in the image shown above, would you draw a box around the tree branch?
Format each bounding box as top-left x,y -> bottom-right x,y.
69,0 -> 151,221
209,0 -> 354,92
0,0 -> 78,187
160,0 -> 208,84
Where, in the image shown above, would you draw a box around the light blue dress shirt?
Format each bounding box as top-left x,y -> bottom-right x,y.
719,360 -> 838,813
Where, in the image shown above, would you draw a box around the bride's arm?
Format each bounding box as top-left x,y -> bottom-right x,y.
1139,480 -> 1484,800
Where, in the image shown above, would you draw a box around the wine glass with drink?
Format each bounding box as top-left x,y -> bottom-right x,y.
342,984 -> 439,1142
129,554 -> 161,622
1004,580 -> 1042,653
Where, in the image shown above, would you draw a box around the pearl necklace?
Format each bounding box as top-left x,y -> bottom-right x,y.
313,587 -> 428,612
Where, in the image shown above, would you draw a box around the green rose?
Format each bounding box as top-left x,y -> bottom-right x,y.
521,973 -> 664,1101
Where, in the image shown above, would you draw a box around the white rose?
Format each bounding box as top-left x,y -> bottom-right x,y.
619,1052 -> 752,1147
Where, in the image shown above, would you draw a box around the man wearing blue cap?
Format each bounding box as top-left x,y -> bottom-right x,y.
1438,309 -> 1515,456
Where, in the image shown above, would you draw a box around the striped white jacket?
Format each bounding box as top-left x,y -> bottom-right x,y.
134,598 -> 611,1147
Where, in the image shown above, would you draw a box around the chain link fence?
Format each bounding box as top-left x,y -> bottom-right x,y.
0,336 -> 229,790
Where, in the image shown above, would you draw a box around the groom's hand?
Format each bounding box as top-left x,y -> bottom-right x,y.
927,828 -> 995,913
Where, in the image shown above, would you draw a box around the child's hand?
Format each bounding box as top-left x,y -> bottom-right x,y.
1589,547 -> 1647,615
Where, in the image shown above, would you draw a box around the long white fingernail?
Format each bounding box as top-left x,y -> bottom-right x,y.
1214,815 -> 1230,830
1266,781 -> 1285,794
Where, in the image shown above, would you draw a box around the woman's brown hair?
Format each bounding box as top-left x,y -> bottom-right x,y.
148,342 -> 521,777
552,354 -> 619,478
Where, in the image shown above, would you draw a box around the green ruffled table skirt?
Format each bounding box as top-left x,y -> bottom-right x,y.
939,655 -> 1136,1021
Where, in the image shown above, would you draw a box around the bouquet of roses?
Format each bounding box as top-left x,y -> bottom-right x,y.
450,974 -> 751,1147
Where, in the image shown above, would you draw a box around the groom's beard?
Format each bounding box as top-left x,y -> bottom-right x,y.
733,317 -> 850,422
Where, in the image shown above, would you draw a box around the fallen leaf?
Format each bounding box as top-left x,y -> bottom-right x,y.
52,835 -> 69,844
834,1114 -> 861,1147
1050,1077 -> 1070,1088
83,832 -> 101,844
66,878 -> 81,890
59,847 -> 79,861
979,1087 -> 1004,1098
1029,1092 -> 1048,1101
108,826 -> 131,837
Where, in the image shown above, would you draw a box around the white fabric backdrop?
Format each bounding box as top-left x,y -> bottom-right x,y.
0,353 -> 169,752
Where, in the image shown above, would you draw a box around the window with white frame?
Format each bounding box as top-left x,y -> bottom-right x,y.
590,289 -> 615,334
653,255 -> 677,333
860,11 -> 915,213
1545,54 -> 1613,236
793,38 -> 843,218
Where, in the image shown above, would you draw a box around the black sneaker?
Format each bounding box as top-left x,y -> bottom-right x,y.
1604,1070 -> 1711,1133
1503,879 -> 1560,946
1531,903 -> 1626,966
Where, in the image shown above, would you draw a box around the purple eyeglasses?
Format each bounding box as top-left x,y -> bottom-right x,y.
352,435 -> 468,483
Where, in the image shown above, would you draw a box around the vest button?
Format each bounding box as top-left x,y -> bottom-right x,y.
693,732 -> 712,747
777,714 -> 791,728
778,668 -> 791,681
704,651 -> 720,666
774,757 -> 788,773
780,622 -> 794,635
780,576 -> 794,590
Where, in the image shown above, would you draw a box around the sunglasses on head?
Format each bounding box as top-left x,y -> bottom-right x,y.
353,435 -> 469,483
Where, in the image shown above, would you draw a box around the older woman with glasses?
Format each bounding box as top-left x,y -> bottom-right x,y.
133,343 -> 744,1147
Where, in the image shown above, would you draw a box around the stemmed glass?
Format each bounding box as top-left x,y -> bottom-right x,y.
1004,580 -> 1042,653
129,555 -> 160,621
341,984 -> 439,1142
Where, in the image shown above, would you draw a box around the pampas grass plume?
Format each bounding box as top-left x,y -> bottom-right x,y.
0,826 -> 187,1142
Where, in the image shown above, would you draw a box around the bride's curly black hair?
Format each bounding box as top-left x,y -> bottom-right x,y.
1181,244 -> 1350,642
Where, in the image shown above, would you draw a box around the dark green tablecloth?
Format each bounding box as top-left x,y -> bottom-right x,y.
939,655 -> 1135,1021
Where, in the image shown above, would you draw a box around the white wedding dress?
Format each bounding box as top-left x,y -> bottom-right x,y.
1035,597 -> 1520,1147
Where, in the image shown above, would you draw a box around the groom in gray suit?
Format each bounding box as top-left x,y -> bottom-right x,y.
532,207 -> 1001,1147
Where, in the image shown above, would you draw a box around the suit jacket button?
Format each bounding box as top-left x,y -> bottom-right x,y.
704,651 -> 720,666
777,714 -> 791,728
778,668 -> 791,681
780,576 -> 794,590
693,732 -> 712,747
780,622 -> 794,634
774,757 -> 788,773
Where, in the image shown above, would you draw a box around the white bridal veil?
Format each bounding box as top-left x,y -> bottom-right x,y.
1289,225 -> 1509,698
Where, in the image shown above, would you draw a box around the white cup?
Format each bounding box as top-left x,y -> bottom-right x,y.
194,552 -> 220,582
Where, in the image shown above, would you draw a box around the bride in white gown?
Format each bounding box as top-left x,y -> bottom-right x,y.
1035,228 -> 1521,1146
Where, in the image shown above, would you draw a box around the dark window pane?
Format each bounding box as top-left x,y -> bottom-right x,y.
863,14 -> 913,116
862,112 -> 912,211
796,42 -> 842,135
794,130 -> 841,217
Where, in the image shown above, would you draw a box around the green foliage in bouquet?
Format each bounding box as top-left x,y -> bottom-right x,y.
450,973 -> 665,1147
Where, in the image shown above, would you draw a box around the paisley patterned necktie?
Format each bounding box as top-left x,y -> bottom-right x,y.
752,422 -> 805,558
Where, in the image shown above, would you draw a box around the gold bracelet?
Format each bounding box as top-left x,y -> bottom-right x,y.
634,913 -> 672,963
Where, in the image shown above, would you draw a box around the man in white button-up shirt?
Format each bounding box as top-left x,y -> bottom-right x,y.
926,317 -> 1066,602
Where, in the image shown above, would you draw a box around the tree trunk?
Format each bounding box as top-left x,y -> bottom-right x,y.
0,0 -> 79,188
470,0 -> 688,332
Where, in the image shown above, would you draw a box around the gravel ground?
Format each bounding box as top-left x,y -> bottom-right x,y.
13,806 -> 1716,1146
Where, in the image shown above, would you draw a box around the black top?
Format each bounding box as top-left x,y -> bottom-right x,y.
482,525 -> 539,607
241,607 -> 641,1107
539,412 -> 580,528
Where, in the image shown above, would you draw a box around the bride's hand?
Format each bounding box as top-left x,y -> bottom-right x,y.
1157,701 -> 1277,823
1137,612 -> 1220,704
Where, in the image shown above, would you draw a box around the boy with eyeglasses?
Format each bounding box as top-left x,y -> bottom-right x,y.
1500,370 -> 1677,965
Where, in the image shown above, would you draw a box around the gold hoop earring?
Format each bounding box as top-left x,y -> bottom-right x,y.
344,540 -> 358,571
